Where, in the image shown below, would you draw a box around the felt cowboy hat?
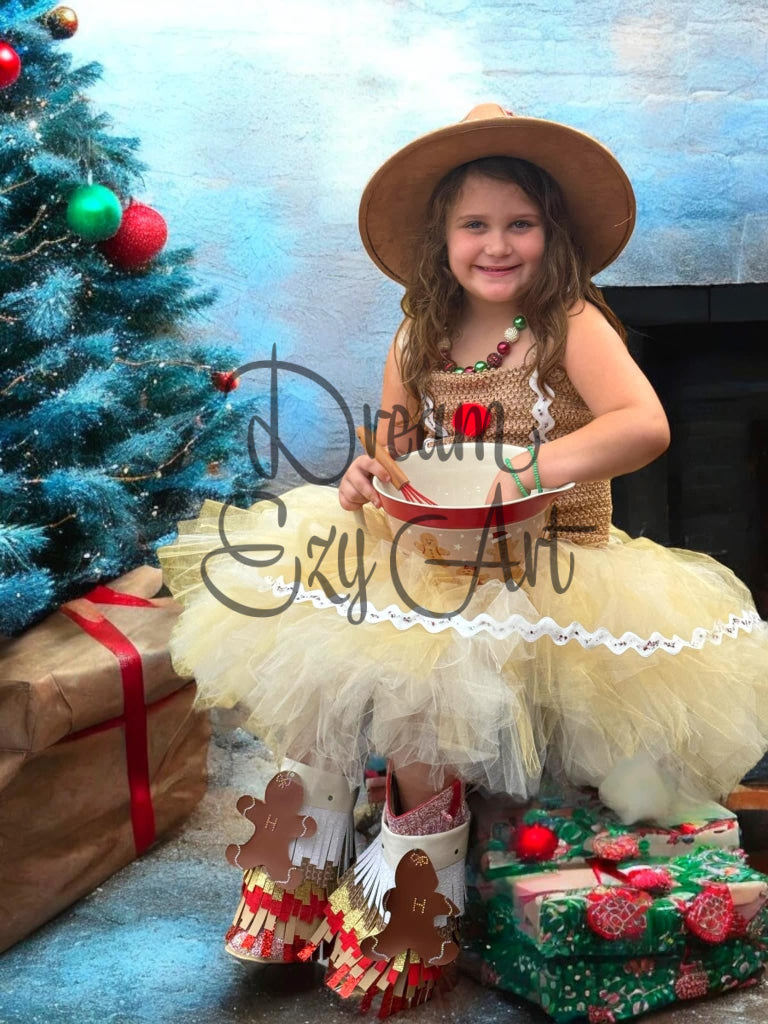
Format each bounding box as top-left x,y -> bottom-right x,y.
358,103 -> 635,284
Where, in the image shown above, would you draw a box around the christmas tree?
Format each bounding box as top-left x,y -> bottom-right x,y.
0,3 -> 257,635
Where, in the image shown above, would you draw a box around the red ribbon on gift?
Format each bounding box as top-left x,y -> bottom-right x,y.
60,583 -> 160,856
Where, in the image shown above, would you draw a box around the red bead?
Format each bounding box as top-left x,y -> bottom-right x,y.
211,371 -> 239,394
497,340 -> 511,355
464,366 -> 474,374
487,352 -> 503,368
443,360 -> 457,372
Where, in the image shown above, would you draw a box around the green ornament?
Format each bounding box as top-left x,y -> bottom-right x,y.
474,360 -> 488,372
513,314 -> 527,330
66,184 -> 123,241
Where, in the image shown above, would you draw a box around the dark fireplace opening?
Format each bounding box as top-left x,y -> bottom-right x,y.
603,287 -> 768,619
749,419 -> 768,619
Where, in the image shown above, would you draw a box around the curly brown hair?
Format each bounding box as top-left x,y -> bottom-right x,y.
396,156 -> 626,426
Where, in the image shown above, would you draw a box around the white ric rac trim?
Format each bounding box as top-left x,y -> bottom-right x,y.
420,391 -> 449,439
528,368 -> 555,443
265,577 -> 763,657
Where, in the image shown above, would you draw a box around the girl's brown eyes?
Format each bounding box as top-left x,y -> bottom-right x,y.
461,220 -> 533,230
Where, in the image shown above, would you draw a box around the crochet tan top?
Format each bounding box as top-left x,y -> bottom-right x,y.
421,364 -> 612,547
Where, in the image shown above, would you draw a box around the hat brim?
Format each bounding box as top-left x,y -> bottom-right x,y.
359,115 -> 635,284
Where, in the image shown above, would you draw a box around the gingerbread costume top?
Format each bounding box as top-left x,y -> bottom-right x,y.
419,362 -> 612,548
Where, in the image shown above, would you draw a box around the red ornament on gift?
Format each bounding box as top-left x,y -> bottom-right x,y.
211,371 -> 239,394
684,882 -> 734,944
586,888 -> 652,941
591,832 -> 641,862
452,402 -> 490,438
0,41 -> 22,89
99,200 -> 168,269
674,961 -> 709,1000
624,867 -> 673,894
515,822 -> 558,862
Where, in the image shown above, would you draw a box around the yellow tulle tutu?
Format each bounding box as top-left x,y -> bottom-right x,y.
159,483 -> 768,801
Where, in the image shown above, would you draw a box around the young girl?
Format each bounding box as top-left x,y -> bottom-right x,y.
159,105 -> 768,1014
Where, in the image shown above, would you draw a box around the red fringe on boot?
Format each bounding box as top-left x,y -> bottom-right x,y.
300,775 -> 470,1016
225,759 -> 357,964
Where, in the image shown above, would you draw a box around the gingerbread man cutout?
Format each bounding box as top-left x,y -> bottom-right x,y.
415,532 -> 450,562
225,771 -> 316,890
359,849 -> 459,966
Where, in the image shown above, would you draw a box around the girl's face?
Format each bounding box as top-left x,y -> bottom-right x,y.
445,173 -> 545,311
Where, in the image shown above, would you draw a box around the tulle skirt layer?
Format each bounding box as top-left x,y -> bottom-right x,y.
158,484 -> 768,799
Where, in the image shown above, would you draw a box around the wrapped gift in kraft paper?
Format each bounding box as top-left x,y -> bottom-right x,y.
0,566 -> 210,952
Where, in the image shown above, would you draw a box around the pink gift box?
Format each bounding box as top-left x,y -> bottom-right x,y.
510,864 -> 768,943
513,866 -> 621,936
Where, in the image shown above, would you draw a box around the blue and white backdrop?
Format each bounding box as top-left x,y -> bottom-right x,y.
69,0 -> 768,474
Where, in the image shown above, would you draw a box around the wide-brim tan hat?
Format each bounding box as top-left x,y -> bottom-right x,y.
359,103 -> 635,284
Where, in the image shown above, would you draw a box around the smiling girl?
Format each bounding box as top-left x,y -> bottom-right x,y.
160,105 -> 768,1017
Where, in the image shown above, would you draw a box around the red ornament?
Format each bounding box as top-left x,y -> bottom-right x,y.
684,883 -> 734,944
211,371 -> 239,394
515,823 -> 558,862
452,402 -> 491,438
586,888 -> 652,941
99,200 -> 168,269
591,832 -> 641,862
0,42 -> 22,89
624,867 -> 673,894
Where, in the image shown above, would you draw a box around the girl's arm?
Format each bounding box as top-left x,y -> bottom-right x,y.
486,302 -> 670,500
339,332 -> 419,510
376,337 -> 422,456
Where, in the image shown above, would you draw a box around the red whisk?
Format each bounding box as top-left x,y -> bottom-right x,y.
355,426 -> 436,505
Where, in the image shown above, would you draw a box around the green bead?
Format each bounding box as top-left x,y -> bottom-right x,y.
66,184 -> 123,241
514,315 -> 527,330
474,360 -> 488,372
452,365 -> 464,373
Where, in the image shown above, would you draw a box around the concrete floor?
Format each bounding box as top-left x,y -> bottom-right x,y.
1,718 -> 766,1024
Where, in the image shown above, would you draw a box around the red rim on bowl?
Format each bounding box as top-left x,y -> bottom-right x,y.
371,441 -> 575,530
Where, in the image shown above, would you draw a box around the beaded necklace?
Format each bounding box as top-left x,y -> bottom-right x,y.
442,315 -> 527,374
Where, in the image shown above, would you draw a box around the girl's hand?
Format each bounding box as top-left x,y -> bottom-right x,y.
339,454 -> 391,511
484,468 -> 522,505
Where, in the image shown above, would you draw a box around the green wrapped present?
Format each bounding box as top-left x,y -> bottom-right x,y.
462,928 -> 765,1022
470,847 -> 767,959
469,789 -> 740,885
463,846 -> 768,1021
